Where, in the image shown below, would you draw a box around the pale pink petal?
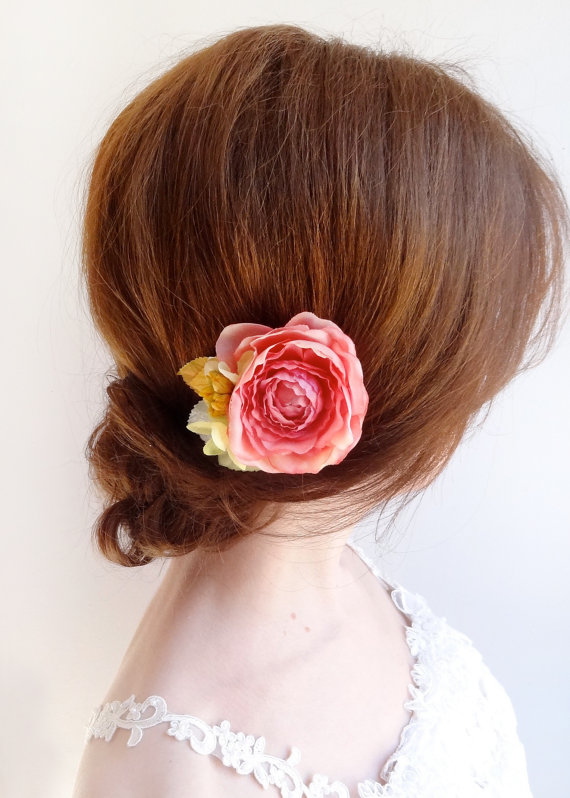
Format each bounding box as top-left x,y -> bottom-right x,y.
215,322 -> 272,371
265,445 -> 338,474
284,311 -> 334,330
285,313 -> 357,356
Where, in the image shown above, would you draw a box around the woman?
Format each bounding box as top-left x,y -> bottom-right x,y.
72,23 -> 567,797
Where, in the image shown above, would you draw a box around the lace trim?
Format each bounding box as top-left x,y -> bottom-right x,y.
347,541 -> 439,790
85,541 -> 448,798
87,693 -> 379,797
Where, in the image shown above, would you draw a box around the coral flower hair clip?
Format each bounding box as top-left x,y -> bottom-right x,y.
177,312 -> 369,474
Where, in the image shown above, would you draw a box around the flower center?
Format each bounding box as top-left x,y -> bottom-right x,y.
264,370 -> 319,429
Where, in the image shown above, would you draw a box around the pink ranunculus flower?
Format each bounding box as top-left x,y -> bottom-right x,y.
214,311 -> 369,474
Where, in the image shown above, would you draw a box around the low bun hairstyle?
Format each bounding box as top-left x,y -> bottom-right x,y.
82,23 -> 568,566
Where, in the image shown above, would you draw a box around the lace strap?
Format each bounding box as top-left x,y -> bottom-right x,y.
86,694 -> 386,798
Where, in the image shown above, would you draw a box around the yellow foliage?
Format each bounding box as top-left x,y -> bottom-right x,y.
178,356 -> 234,418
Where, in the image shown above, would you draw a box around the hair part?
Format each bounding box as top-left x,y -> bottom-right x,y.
81,23 -> 568,566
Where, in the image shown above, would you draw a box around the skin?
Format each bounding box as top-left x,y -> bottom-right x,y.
73,501 -> 417,798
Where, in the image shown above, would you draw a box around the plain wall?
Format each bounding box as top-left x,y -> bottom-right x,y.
1,2 -> 568,796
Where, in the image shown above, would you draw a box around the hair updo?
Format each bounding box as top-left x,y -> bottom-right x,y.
82,23 -> 568,566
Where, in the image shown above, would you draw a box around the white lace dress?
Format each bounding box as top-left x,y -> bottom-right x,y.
85,541 -> 533,797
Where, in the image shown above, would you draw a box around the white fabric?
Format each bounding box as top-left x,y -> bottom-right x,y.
85,541 -> 533,797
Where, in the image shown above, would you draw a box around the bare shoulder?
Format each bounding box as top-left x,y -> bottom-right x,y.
72,716 -> 216,798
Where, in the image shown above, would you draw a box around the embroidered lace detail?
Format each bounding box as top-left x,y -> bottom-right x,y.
87,694 -> 351,797
86,541 -> 533,798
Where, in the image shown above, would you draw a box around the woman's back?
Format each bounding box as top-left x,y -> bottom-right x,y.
73,541 -> 531,797
74,542 -> 415,797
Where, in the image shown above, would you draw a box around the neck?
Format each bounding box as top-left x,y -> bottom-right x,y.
163,519 -> 364,646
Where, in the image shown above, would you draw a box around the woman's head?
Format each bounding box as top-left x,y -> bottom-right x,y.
82,23 -> 568,566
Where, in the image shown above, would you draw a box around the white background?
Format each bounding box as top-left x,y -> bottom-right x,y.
1,3 -> 568,796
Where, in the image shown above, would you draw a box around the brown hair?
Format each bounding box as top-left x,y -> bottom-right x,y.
81,23 -> 568,566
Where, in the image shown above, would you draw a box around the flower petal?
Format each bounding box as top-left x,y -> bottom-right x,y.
215,323 -> 272,371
